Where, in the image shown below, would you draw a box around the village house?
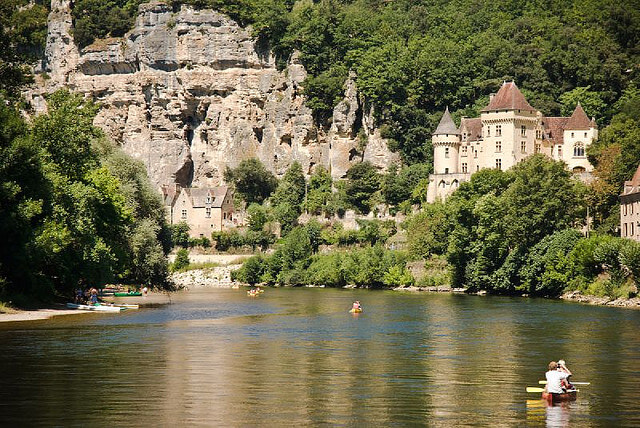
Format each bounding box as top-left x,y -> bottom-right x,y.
162,185 -> 235,238
620,164 -> 640,242
427,81 -> 598,202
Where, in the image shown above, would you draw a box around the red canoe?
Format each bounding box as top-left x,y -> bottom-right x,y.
541,390 -> 577,403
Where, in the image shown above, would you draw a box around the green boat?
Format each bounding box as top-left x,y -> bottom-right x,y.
114,291 -> 142,297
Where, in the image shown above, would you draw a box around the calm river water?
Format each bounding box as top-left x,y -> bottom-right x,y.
1,288 -> 639,426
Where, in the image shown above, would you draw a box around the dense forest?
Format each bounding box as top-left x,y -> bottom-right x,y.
0,2 -> 172,305
2,0 -> 640,302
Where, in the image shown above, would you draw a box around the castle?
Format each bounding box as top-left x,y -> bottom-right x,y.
427,81 -> 598,202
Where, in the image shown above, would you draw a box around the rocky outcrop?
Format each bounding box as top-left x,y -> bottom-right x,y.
34,1 -> 398,189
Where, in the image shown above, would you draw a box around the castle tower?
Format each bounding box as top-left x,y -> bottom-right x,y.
480,81 -> 539,170
432,107 -> 461,174
562,102 -> 598,173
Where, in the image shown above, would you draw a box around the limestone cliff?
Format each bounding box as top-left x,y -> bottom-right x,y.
34,0 -> 398,189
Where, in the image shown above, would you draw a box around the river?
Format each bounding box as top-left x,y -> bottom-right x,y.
0,288 -> 639,426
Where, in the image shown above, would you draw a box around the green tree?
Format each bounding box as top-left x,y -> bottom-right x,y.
345,162 -> 380,214
172,248 -> 190,271
307,166 -> 332,215
224,158 -> 277,204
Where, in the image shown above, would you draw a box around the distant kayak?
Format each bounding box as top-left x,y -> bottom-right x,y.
114,291 -> 142,297
66,303 -> 124,312
349,308 -> 363,313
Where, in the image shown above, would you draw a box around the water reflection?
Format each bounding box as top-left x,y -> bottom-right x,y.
1,289 -> 640,426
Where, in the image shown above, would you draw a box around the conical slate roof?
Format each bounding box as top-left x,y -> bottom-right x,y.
433,107 -> 459,135
622,163 -> 640,196
565,102 -> 592,130
481,81 -> 536,112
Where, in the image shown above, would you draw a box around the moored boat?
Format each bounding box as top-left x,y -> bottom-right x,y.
66,303 -> 124,312
111,303 -> 139,309
114,291 -> 142,297
541,389 -> 577,403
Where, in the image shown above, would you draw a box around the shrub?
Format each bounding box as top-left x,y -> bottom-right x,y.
172,248 -> 190,271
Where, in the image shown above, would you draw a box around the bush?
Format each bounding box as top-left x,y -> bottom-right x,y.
188,236 -> 211,248
172,248 -> 190,271
233,255 -> 264,284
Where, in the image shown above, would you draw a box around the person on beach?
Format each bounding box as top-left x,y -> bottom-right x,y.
545,360 -> 573,394
89,287 -> 99,305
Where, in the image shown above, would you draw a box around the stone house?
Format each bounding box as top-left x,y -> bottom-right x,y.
428,81 -> 598,202
162,185 -> 235,238
621,164 -> 640,241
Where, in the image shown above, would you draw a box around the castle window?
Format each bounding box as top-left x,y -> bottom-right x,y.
632,223 -> 635,236
206,207 -> 211,218
487,126 -> 491,137
496,141 -> 502,152
520,141 -> 526,153
445,168 -> 449,174
573,142 -> 585,157
535,143 -> 541,153
521,125 -> 526,136
461,146 -> 467,154
445,147 -> 449,158
474,150 -> 478,158
181,209 -> 187,219
536,129 -> 542,139
584,132 -> 587,138
496,125 -> 502,137
476,165 -> 480,172
223,212 -> 227,220
624,223 -> 628,237
571,132 -> 574,138
462,163 -> 468,173
496,159 -> 502,170
206,196 -> 211,204
558,146 -> 562,158
229,213 -> 232,221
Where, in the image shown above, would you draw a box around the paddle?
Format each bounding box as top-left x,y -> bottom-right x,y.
527,387 -> 579,393
538,381 -> 590,385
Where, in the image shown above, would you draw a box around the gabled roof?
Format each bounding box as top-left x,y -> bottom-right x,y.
542,117 -> 569,144
481,81 -> 536,112
188,186 -> 231,208
564,103 -> 592,130
460,117 -> 482,141
622,163 -> 640,196
433,107 -> 460,135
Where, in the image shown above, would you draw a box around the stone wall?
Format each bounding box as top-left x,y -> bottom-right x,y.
34,1 -> 398,189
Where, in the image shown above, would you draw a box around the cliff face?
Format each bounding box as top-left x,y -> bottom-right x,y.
35,0 -> 398,189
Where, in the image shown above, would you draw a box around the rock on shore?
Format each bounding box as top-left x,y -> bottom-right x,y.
171,265 -> 241,289
561,290 -> 640,308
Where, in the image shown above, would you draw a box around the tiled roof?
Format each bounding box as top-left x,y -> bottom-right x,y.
481,81 -> 536,112
162,185 -> 179,207
542,117 -> 568,144
564,103 -> 592,130
433,107 -> 460,135
622,163 -> 640,196
460,117 -> 482,141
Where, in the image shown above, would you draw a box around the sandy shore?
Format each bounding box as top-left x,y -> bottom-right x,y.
0,308 -> 86,323
0,292 -> 173,324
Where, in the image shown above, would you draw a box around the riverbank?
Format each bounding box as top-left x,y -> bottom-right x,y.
0,307 -> 86,323
0,292 -> 173,323
560,290 -> 640,308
